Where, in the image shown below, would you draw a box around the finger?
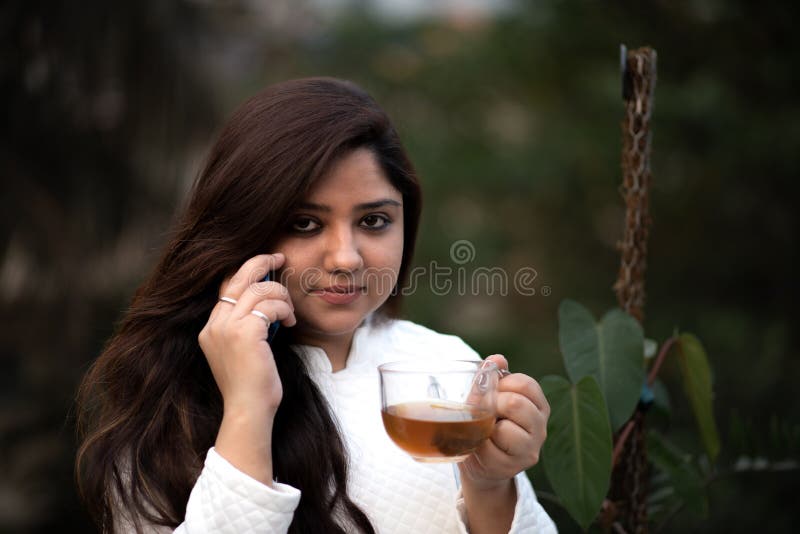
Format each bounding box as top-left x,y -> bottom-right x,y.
208,299 -> 225,323
472,433 -> 518,476
251,300 -> 297,327
220,253 -> 286,300
233,281 -> 294,318
209,292 -> 240,323
498,373 -> 550,415
485,354 -> 508,372
496,391 -> 539,434
490,418 -> 534,457
465,360 -> 500,408
531,378 -> 550,418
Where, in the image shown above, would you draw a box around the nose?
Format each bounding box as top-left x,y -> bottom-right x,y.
323,224 -> 364,274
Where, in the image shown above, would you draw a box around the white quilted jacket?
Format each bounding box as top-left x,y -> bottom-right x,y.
118,318 -> 557,533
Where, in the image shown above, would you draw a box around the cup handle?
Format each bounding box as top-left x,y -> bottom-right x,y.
480,359 -> 511,379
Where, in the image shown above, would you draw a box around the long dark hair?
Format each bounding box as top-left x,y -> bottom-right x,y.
75,77 -> 422,533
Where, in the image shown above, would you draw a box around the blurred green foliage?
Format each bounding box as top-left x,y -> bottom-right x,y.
2,0 -> 798,531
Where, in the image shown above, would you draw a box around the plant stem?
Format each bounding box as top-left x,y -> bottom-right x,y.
613,336 -> 678,467
647,335 -> 679,387
613,419 -> 637,467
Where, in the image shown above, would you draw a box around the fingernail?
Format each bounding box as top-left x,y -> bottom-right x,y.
476,371 -> 489,391
273,252 -> 284,260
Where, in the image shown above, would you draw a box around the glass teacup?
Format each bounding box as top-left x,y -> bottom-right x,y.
378,359 -> 505,463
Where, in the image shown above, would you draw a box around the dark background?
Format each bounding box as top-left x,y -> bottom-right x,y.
2,0 -> 798,531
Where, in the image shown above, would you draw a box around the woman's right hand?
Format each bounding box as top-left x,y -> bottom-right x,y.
198,253 -> 297,419
198,253 -> 297,485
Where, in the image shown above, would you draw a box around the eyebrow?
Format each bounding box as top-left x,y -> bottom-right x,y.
295,199 -> 403,212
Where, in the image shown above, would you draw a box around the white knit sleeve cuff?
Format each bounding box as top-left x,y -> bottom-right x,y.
181,447 -> 301,533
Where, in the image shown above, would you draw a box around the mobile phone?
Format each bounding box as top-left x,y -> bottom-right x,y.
262,272 -> 281,343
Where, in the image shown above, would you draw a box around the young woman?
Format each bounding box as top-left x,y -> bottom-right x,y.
76,77 -> 556,533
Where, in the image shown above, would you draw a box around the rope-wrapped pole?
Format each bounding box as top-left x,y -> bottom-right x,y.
614,45 -> 656,323
607,44 -> 657,533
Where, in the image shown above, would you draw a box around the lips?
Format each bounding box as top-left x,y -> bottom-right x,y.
320,285 -> 361,293
311,285 -> 365,305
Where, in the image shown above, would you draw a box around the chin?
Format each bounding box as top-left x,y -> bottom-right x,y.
291,290 -> 390,337
301,308 -> 371,337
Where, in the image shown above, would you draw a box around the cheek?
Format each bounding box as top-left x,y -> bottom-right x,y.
389,246 -> 404,272
365,235 -> 404,291
274,246 -> 315,296
389,230 -> 405,268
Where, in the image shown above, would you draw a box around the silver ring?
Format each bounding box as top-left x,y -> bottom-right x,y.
250,309 -> 271,326
219,297 -> 238,305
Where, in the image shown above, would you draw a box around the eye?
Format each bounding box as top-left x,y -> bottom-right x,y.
290,216 -> 321,233
360,214 -> 391,230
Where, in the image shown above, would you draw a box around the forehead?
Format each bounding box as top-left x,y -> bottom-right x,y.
305,148 -> 402,204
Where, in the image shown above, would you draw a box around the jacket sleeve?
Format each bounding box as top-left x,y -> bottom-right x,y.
454,472 -> 558,533
114,448 -> 301,533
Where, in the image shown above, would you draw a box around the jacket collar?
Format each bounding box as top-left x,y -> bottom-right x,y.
292,314 -> 377,374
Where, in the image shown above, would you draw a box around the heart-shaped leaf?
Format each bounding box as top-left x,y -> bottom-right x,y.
558,300 -> 644,430
676,333 -> 720,462
558,299 -> 598,382
541,374 -> 613,531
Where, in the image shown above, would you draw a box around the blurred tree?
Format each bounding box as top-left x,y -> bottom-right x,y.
0,0 -> 216,529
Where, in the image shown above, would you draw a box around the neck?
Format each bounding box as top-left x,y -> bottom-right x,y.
295,328 -> 356,372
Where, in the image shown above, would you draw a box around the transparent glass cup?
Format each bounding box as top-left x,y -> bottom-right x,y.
378,359 -> 507,463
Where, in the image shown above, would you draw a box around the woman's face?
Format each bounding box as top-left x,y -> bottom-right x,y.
274,147 -> 405,340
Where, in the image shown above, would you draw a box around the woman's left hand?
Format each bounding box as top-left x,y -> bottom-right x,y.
459,354 -> 551,491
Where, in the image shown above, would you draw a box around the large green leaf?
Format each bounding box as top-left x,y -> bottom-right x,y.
676,333 -> 720,462
598,309 -> 646,429
558,299 -> 598,382
558,300 -> 645,430
647,431 -> 708,517
541,374 -> 612,531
